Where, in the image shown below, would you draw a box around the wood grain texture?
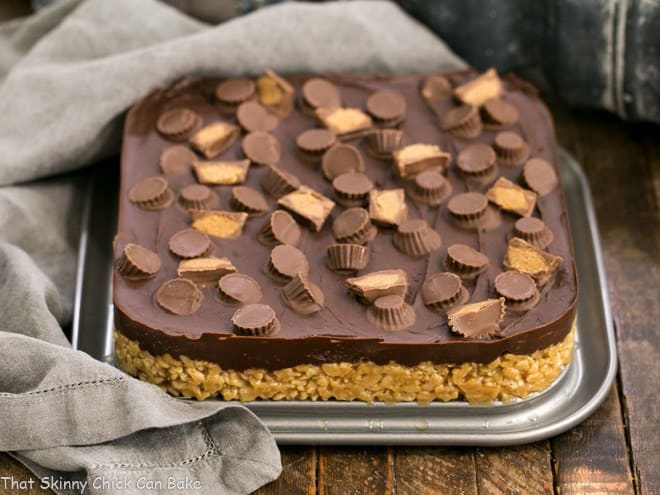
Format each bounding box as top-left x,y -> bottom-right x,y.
394,447 -> 476,495
253,447 -> 316,495
0,454 -> 51,495
318,447 -> 393,495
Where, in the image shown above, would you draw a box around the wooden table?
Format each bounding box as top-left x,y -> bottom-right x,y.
0,4 -> 658,494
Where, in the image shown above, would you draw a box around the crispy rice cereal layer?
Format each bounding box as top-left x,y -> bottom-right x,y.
114,322 -> 575,404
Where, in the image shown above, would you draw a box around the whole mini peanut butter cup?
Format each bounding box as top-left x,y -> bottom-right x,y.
168,228 -> 211,259
447,298 -> 505,338
456,144 -> 497,177
445,243 -> 490,279
128,176 -> 173,210
421,272 -> 469,312
321,143 -> 365,180
332,207 -> 378,244
493,131 -> 530,166
230,185 -> 269,215
512,217 -> 553,249
301,78 -> 342,113
218,273 -> 263,304
448,192 -> 488,220
155,278 -> 202,316
366,90 -> 407,125
267,244 -> 310,283
523,157 -> 558,196
481,98 -> 519,128
117,243 -> 161,279
408,170 -> 452,206
178,184 -> 216,210
393,219 -> 442,257
332,172 -> 374,207
236,100 -> 279,133
367,294 -> 416,331
326,243 -> 369,273
281,272 -> 325,315
296,128 -> 336,161
494,270 -> 540,312
260,165 -> 300,198
215,78 -> 256,105
364,129 -> 406,160
231,303 -> 280,336
242,131 -> 281,166
441,104 -> 483,139
259,210 -> 301,246
159,145 -> 197,175
156,108 -> 201,140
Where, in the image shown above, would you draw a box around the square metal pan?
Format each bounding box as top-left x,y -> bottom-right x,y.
71,148 -> 616,445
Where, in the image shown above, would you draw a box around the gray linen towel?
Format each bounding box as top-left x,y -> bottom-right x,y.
0,1 -> 465,493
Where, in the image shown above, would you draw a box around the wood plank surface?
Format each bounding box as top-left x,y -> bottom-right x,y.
0,455 -> 50,495
318,447 -> 393,495
394,447 -> 477,495
254,447 -> 317,495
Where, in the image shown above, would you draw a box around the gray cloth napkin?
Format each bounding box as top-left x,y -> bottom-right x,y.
0,1 -> 465,493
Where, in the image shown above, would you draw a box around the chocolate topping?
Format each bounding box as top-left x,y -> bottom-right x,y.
495,270 -> 540,312
486,176 -> 537,217
513,217 -> 554,249
230,185 -> 269,215
523,158 -> 558,196
155,278 -> 203,316
326,243 -> 370,273
267,244 -> 310,283
493,131 -> 530,166
301,78 -> 342,111
364,129 -> 406,160
193,159 -> 250,185
215,78 -> 256,105
409,170 -> 452,206
236,101 -> 279,133
393,219 -> 442,257
177,257 -> 236,287
456,143 -> 497,177
366,90 -> 407,124
168,228 -> 211,259
447,298 -> 505,339
259,210 -> 301,246
190,121 -> 240,158
277,186 -> 335,232
296,128 -> 336,157
420,75 -> 452,101
367,295 -> 416,331
242,131 -> 281,166
160,146 -> 197,175
421,272 -> 469,312
261,165 -> 301,198
156,108 -> 200,140
446,244 -> 490,279
218,273 -> 263,304
332,207 -> 377,244
332,172 -> 374,207
232,303 -> 279,336
321,143 -> 365,180
481,98 -> 519,127
441,104 -> 482,139
178,184 -> 216,210
128,176 -> 172,210
117,243 -> 161,279
281,273 -> 325,315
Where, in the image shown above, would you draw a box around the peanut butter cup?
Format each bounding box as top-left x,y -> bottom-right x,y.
178,184 -> 217,210
231,303 -> 280,336
512,217 -> 553,249
486,177 -> 537,217
456,143 -> 497,179
155,278 -> 203,316
168,228 -> 211,259
321,143 -> 365,180
277,186 -> 335,232
346,269 -> 408,304
503,237 -> 563,286
256,69 -> 294,118
281,273 -> 325,315
236,100 -> 279,133
156,108 -> 201,141
230,185 -> 269,215
258,210 -> 301,246
523,158 -> 558,196
159,145 -> 196,175
117,243 -> 161,279
326,243 -> 370,273
332,207 -> 378,244
218,273 -> 263,304
421,74 -> 452,101
369,188 -> 408,227
393,144 -> 451,179
193,159 -> 250,185
363,129 -> 406,160
493,131 -> 530,166
296,128 -> 336,162
367,295 -> 416,331
128,176 -> 173,210
447,192 -> 500,230
393,219 -> 442,257
366,90 -> 407,126
421,272 -> 469,312
494,271 -> 540,312
445,243 -> 490,279
190,122 -> 240,158
441,104 -> 483,139
267,244 -> 310,283
481,98 -> 519,128
453,68 -> 503,106
242,131 -> 281,166
408,170 -> 452,206
301,78 -> 342,114
215,78 -> 256,111
177,257 -> 236,287
447,298 -> 505,338
260,165 -> 301,198
332,172 -> 374,207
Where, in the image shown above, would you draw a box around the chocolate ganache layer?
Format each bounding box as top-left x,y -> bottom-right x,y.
114,70 -> 577,371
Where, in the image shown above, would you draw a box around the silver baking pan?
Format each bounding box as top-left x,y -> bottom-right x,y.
71,148 -> 616,445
